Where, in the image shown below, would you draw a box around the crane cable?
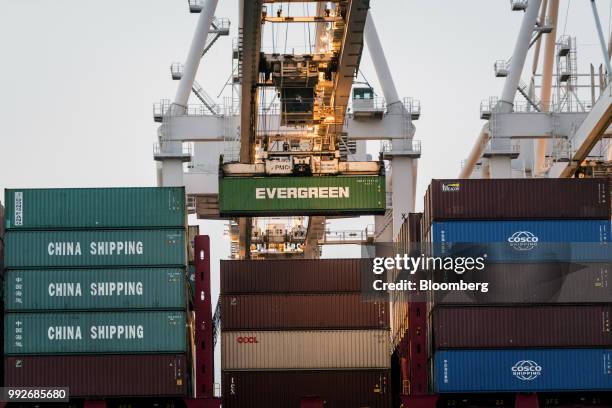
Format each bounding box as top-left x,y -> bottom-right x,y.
562,0 -> 570,36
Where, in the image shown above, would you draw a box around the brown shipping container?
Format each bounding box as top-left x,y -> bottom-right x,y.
221,293 -> 388,330
430,262 -> 612,305
222,370 -> 391,408
432,305 -> 612,349
408,212 -> 423,242
424,178 -> 609,227
4,354 -> 187,397
221,258 -> 369,293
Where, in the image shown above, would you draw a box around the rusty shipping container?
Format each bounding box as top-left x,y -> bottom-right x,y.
408,213 -> 423,243
221,293 -> 388,330
424,178 -> 609,228
429,262 -> 611,304
5,354 -> 187,397
432,305 -> 612,349
222,370 -> 391,408
222,330 -> 390,370
221,259 -> 370,293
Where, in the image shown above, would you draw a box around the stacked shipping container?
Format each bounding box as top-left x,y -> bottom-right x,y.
2,187 -> 189,397
423,179 -> 612,394
220,259 -> 392,408
392,213 -> 430,400
0,202 -> 4,388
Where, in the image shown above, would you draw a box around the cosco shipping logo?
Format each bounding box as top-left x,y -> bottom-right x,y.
507,231 -> 539,251
512,360 -> 542,381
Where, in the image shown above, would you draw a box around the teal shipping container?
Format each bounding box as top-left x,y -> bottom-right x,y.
4,229 -> 186,268
4,268 -> 186,311
4,187 -> 186,230
4,311 -> 187,354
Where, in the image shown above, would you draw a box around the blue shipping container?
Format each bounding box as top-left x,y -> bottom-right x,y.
434,349 -> 612,393
430,220 -> 610,262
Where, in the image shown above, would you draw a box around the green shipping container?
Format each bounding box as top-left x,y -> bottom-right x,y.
4,311 -> 186,354
4,187 -> 185,230
4,268 -> 186,311
219,175 -> 386,216
4,229 -> 186,269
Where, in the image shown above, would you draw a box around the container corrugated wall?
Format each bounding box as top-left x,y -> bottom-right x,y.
221,258 -> 367,293
4,229 -> 186,268
219,175 -> 386,216
5,354 -> 187,397
4,187 -> 186,230
424,179 -> 609,226
432,305 -> 612,349
430,219 -> 610,243
222,370 -> 391,408
434,348 -> 612,392
4,311 -> 186,354
4,268 -> 186,311
429,219 -> 610,262
222,330 -> 390,369
430,262 -> 612,304
221,294 -> 388,330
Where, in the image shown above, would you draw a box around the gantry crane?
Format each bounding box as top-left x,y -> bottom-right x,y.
153,1 -> 423,259
461,0 -> 612,180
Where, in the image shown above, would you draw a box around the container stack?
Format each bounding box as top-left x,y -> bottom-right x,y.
0,201 -> 4,388
423,178 -> 612,394
220,259 -> 392,408
391,213 -> 430,401
2,187 -> 190,398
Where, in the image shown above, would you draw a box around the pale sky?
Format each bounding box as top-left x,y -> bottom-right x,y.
1,0 -> 610,379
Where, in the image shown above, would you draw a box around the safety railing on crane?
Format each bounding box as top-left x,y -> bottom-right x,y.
480,97 -> 499,120
403,97 -> 421,120
153,99 -> 172,122
494,60 -> 511,78
348,97 -> 420,119
319,226 -> 375,245
188,0 -> 203,13
153,143 -> 193,157
211,17 -> 230,34
557,35 -> 572,57
536,16 -> 554,33
381,139 -> 422,155
510,0 -> 528,11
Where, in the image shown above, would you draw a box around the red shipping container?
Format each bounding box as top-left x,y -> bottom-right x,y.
222,370 -> 391,408
221,259 -> 369,293
432,305 -> 612,349
221,293 -> 388,330
4,354 -> 188,397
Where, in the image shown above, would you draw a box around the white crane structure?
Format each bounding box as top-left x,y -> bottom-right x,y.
153,0 -> 421,258
461,0 -> 612,180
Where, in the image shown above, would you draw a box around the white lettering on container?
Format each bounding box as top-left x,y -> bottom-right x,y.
255,187 -> 350,199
